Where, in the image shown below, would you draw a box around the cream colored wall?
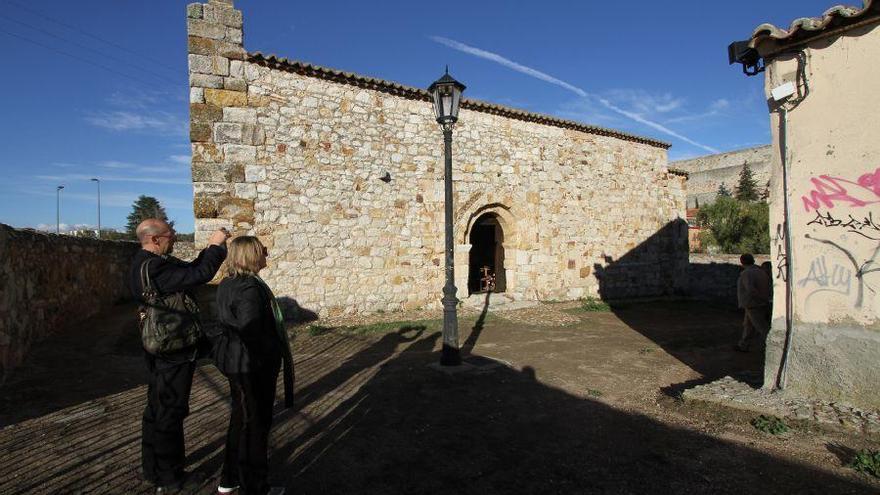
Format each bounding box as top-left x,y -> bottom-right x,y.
761,23 -> 880,408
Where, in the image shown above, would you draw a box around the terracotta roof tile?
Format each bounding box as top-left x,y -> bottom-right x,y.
248,52 -> 671,150
749,0 -> 880,53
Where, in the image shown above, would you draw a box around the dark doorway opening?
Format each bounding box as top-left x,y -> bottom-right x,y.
468,213 -> 506,295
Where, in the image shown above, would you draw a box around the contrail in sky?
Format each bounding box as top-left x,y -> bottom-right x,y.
430,36 -> 719,154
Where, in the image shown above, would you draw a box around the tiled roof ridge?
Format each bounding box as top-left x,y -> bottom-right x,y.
247,52 -> 671,150
749,0 -> 880,50
667,168 -> 689,178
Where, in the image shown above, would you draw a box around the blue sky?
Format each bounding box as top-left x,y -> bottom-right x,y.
0,0 -> 842,232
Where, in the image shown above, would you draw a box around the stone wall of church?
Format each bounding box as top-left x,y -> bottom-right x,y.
187,0 -> 688,317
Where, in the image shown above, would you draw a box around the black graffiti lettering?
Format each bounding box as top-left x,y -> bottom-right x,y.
806,210 -> 880,240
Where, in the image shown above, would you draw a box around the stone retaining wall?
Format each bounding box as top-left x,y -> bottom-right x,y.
686,253 -> 771,306
0,224 -> 139,380
672,146 -> 772,208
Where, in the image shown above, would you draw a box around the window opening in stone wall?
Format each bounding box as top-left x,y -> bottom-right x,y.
468,213 -> 506,295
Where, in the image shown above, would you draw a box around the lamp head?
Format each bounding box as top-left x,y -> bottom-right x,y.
428,68 -> 466,125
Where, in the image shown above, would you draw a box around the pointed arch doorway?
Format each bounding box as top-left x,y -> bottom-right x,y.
467,212 -> 507,295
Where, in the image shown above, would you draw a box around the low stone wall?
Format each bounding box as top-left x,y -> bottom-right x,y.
686,253 -> 771,306
0,224 -> 139,380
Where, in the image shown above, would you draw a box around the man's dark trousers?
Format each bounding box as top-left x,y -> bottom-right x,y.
142,355 -> 196,485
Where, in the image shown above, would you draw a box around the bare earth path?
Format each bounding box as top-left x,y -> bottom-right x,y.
1,297 -> 878,494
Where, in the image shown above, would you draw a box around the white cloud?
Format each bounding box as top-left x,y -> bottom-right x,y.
36,173 -> 191,186
606,89 -> 684,115
430,36 -> 718,153
168,154 -> 191,165
85,110 -> 185,136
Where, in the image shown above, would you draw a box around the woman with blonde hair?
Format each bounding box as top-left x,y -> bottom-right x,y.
213,236 -> 293,495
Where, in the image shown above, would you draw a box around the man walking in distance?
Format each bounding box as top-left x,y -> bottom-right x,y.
129,219 -> 230,492
736,253 -> 772,352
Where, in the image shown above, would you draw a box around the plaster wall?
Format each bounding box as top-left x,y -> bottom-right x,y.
760,23 -> 880,408
187,1 -> 687,317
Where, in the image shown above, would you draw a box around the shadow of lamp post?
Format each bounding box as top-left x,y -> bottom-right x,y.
428,68 -> 466,366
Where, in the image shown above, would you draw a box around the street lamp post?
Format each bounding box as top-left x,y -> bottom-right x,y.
91,178 -> 101,238
428,68 -> 466,366
56,185 -> 65,234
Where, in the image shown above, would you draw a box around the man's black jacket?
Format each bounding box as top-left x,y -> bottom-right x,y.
129,244 -> 227,365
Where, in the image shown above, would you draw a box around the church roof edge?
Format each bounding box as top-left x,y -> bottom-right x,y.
248,52 -> 672,150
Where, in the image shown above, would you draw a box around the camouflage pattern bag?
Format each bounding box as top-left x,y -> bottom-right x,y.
137,258 -> 203,355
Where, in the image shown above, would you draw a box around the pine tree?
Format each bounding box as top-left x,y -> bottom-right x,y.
126,196 -> 173,237
735,163 -> 760,202
717,182 -> 732,197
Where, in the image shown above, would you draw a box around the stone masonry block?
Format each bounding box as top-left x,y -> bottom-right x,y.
193,194 -> 218,218
190,123 -> 212,142
223,107 -> 256,124
224,144 -> 257,163
226,163 -> 246,182
190,103 -> 223,123
234,183 -> 257,199
186,4 -> 203,19
188,36 -> 245,59
244,165 -> 266,182
187,19 -> 226,40
224,78 -> 247,92
213,122 -> 243,143
229,60 -> 244,79
190,73 -> 224,89
241,124 -> 265,146
205,88 -> 247,107
225,27 -> 243,45
189,54 -> 229,76
190,87 -> 204,104
192,162 -> 226,182
218,197 -> 254,224
192,144 -> 222,165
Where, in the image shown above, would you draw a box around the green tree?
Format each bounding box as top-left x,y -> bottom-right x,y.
126,196 -> 173,237
735,163 -> 760,202
717,182 -> 732,197
697,196 -> 769,254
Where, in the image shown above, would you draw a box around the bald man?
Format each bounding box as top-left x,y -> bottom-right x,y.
128,219 -> 229,492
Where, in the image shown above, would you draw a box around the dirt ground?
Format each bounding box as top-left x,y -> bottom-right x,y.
1,295 -> 878,494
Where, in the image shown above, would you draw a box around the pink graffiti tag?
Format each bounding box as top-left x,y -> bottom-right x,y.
802,167 -> 880,212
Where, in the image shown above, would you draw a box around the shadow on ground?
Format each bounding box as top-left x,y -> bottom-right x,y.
593,220 -> 766,390
248,324 -> 873,494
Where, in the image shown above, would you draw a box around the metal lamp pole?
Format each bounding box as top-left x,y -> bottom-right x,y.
91,178 -> 101,238
429,69 -> 466,366
56,185 -> 65,234
440,122 -> 460,365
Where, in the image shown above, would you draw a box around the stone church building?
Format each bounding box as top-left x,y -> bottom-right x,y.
187,0 -> 688,316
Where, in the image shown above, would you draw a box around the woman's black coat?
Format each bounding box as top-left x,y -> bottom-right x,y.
214,275 -> 283,375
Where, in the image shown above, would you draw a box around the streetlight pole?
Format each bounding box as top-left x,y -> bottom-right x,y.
429,69 -> 466,366
440,123 -> 460,366
56,185 -> 65,234
91,178 -> 101,238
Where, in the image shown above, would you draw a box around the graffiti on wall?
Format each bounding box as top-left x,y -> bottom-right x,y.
803,234 -> 880,308
773,223 -> 788,281
802,167 -> 880,212
797,255 -> 852,296
807,210 -> 880,240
